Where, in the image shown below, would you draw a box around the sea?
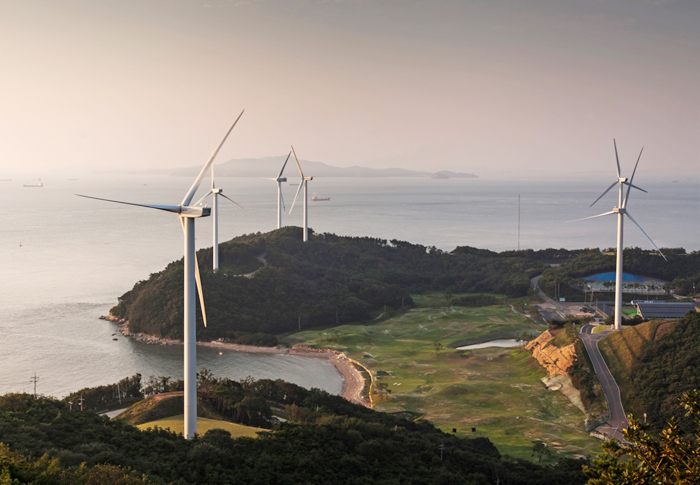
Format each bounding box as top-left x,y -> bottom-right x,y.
1,174 -> 697,398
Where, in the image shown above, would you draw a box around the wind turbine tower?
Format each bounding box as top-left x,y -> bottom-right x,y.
289,146 -> 313,241
193,164 -> 245,273
268,152 -> 291,229
576,139 -> 666,331
78,110 -> 244,438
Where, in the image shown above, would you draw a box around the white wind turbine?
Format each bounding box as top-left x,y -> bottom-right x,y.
288,146 -> 313,241
193,164 -> 245,273
575,139 -> 666,331
267,151 -> 291,229
77,110 -> 244,439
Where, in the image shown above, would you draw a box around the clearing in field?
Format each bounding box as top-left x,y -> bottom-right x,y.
137,415 -> 265,438
289,300 -> 602,460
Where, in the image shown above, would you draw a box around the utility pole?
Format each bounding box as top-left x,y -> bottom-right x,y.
439,441 -> 445,461
68,401 -> 73,411
117,382 -> 122,405
30,372 -> 39,399
78,394 -> 85,412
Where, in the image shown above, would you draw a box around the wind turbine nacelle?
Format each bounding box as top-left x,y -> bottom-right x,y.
181,206 -> 211,218
212,188 -> 222,194
279,177 -> 287,182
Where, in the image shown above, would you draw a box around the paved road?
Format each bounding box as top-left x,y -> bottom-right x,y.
531,275 -> 629,441
580,324 -> 629,442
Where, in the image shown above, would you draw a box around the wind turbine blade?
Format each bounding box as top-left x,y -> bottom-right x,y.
76,194 -> 181,213
180,217 -> 208,327
624,211 -> 667,261
590,181 -> 618,207
211,165 -> 215,191
623,147 -> 644,208
568,210 -> 616,223
289,182 -> 304,214
624,182 -> 647,194
280,190 -> 286,211
291,145 -> 304,178
278,152 -> 291,179
193,189 -> 214,207
220,193 -> 247,211
182,109 -> 244,206
613,138 -> 621,178
194,253 -> 207,327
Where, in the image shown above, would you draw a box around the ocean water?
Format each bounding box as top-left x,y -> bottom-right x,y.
0,174 -> 697,397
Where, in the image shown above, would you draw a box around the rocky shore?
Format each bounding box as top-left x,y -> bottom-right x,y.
100,316 -> 371,408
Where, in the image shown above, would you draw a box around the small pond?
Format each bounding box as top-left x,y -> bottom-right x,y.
456,339 -> 523,350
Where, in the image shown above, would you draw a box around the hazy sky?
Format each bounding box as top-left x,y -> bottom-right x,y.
1,0 -> 698,179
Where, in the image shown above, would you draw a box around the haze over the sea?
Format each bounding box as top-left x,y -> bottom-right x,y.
1,0 -> 698,181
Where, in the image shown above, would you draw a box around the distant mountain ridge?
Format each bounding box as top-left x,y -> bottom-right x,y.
170,156 -> 477,179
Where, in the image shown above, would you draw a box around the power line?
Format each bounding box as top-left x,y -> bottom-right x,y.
29,372 -> 39,399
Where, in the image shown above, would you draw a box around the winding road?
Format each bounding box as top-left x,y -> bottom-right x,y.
532,275 -> 629,442
580,325 -> 629,442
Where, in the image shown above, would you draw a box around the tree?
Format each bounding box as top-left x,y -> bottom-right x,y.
531,441 -> 551,463
585,389 -> 700,484
434,342 -> 444,357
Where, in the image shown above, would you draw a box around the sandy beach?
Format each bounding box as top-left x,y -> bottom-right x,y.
109,318 -> 371,408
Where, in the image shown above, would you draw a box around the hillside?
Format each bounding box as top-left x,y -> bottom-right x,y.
170,155 -> 478,179
109,228 -> 549,340
597,311 -> 700,432
0,380 -> 590,485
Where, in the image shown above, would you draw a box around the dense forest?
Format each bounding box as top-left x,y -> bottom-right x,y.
0,376 -> 589,485
621,311 -> 700,434
538,247 -> 700,301
111,228 -> 552,340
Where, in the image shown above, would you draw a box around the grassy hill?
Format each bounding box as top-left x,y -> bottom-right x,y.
136,415 -> 264,438
597,311 -> 700,432
116,392 -> 225,426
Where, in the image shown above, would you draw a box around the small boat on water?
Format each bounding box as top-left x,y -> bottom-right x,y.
23,179 -> 43,188
311,194 -> 330,201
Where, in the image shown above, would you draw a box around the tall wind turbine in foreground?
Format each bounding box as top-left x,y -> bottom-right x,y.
289,146 -> 313,241
268,152 -> 291,229
77,110 -> 244,439
194,164 -> 245,273
575,139 -> 666,331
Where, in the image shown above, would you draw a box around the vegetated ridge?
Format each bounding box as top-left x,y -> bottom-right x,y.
110,227 -> 552,341
0,375 -> 590,485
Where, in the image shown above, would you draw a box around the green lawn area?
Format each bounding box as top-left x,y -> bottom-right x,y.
289,301 -> 602,460
137,415 -> 265,438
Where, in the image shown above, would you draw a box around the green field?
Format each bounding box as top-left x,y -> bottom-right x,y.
289,302 -> 602,460
137,415 -> 265,438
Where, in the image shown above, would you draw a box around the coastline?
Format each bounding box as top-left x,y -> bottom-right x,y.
102,316 -> 370,408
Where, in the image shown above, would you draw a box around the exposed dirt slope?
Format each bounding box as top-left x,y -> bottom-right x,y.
526,330 -> 576,376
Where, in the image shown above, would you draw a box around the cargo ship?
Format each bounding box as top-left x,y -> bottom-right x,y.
311,194 -> 330,201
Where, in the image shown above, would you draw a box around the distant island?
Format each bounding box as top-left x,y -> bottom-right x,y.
170,155 -> 478,179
